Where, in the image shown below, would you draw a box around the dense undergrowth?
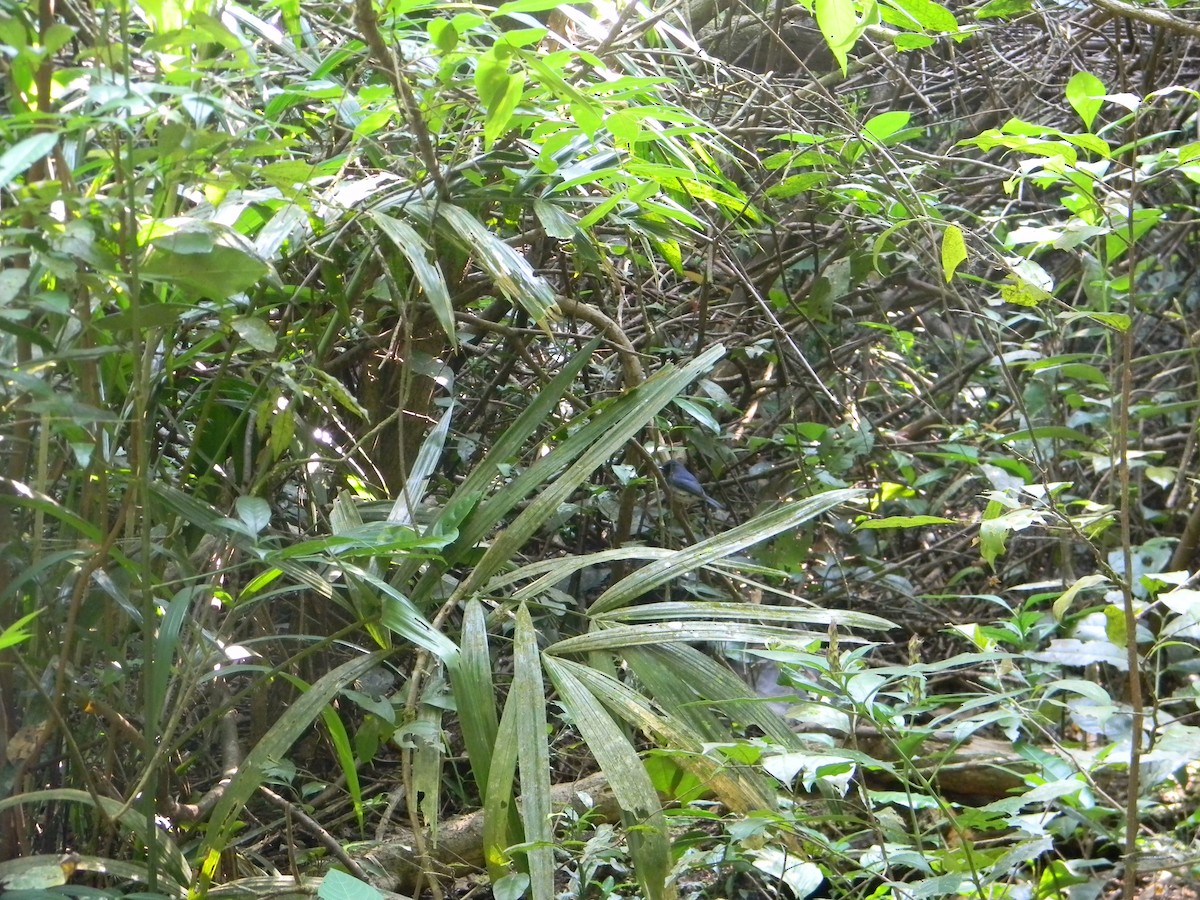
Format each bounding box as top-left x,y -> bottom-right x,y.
3,1 -> 1200,899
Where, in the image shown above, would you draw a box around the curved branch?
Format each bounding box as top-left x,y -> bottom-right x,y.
1087,0 -> 1200,39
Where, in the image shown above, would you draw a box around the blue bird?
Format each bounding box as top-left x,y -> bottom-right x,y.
662,460 -> 724,509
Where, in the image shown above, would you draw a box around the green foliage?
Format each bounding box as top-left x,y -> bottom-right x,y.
5,0 -> 1200,898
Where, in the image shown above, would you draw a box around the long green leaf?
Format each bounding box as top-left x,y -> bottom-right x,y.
544,658 -> 670,900
278,673 -> 364,833
150,483 -> 335,599
548,622 -> 831,656
628,642 -> 798,746
482,658 -> 522,881
547,657 -> 781,817
0,133 -> 59,189
149,588 -> 198,731
413,674 -> 445,842
337,563 -> 459,663
486,546 -> 674,606
398,338 -> 601,593
515,606 -> 554,900
0,790 -> 190,888
447,600 -> 499,794
0,480 -> 102,542
455,346 -> 725,603
589,487 -> 866,615
368,210 -> 456,348
389,400 -> 455,525
434,203 -> 557,327
605,600 -> 894,631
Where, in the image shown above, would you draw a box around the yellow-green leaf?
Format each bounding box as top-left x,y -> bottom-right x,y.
941,224 -> 967,282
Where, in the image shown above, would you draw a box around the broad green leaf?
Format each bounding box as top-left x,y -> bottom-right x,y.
494,874 -> 531,900
141,219 -> 270,300
96,303 -> 194,336
1000,279 -> 1049,307
750,848 -> 825,899
1161,587 -> 1200,622
495,27 -> 546,49
1041,678 -> 1113,705
484,72 -> 525,148
534,199 -> 576,239
1066,71 -> 1105,131
864,111 -> 912,143
893,32 -> 935,49
1103,605 -> 1127,645
236,496 -> 271,534
975,0 -> 1032,17
884,0 -> 959,30
137,0 -> 187,31
767,173 -> 831,198
0,267 -> 29,306
979,505 -> 1042,569
1063,131 -> 1110,158
960,131 -> 1078,166
1105,207 -> 1162,263
475,50 -> 510,108
815,0 -> 860,72
231,316 -> 276,353
674,396 -> 720,432
319,869 -> 381,900
428,19 -> 458,54
494,0 -> 563,13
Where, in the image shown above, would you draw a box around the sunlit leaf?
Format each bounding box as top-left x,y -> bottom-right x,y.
1066,72 -> 1106,131
432,204 -> 558,328
858,515 -> 956,528
941,224 -> 967,282
0,133 -> 58,189
141,219 -> 271,300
